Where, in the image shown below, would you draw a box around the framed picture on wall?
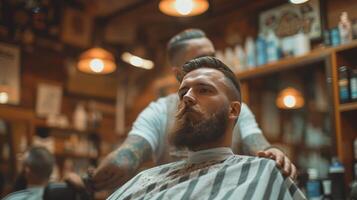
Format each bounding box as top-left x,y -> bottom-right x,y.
61,7 -> 93,48
36,82 -> 63,117
0,43 -> 21,105
259,0 -> 322,39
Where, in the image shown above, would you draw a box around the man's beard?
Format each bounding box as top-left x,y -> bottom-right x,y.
169,103 -> 229,151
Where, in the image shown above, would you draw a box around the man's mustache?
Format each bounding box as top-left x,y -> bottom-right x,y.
175,104 -> 200,119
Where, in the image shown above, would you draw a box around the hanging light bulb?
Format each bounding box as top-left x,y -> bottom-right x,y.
159,0 -> 209,17
77,47 -> 116,74
276,87 -> 304,109
0,85 -> 10,104
121,52 -> 154,70
289,0 -> 309,4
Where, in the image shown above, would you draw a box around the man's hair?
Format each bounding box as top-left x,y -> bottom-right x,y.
180,56 -> 241,102
24,146 -> 54,181
167,29 -> 206,63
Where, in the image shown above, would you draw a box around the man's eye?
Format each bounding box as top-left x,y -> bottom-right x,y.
198,88 -> 210,94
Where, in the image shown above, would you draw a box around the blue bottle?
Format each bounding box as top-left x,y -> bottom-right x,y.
256,34 -> 267,66
331,28 -> 341,47
306,168 -> 322,200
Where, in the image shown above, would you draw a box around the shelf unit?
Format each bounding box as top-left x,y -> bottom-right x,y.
236,40 -> 357,184
340,102 -> 357,112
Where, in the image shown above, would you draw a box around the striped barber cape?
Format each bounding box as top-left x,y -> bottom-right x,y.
108,147 -> 306,200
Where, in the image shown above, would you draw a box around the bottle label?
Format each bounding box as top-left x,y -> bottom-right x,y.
351,77 -> 357,99
307,181 -> 321,198
339,79 -> 349,101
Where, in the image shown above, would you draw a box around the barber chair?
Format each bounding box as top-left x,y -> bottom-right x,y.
43,182 -> 92,200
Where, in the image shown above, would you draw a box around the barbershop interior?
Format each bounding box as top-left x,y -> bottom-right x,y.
0,0 -> 357,199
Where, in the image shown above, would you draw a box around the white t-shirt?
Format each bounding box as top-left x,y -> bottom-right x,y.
3,187 -> 44,200
128,94 -> 263,163
108,148 -> 306,200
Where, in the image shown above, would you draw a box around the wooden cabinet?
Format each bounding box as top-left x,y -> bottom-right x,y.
236,40 -> 357,183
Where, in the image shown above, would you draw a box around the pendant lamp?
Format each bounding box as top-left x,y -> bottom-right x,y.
159,0 -> 209,17
276,87 -> 304,109
289,0 -> 309,4
0,85 -> 10,104
77,47 -> 116,74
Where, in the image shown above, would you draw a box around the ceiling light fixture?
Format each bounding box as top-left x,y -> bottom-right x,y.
77,47 -> 116,74
159,0 -> 209,17
289,0 -> 309,4
276,87 -> 304,109
0,85 -> 10,104
121,52 -> 154,70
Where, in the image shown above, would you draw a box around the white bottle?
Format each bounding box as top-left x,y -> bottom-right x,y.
245,36 -> 256,68
234,44 -> 246,71
338,12 -> 353,44
73,103 -> 87,131
294,32 -> 311,56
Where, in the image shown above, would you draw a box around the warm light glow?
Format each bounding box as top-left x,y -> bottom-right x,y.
159,0 -> 209,17
121,52 -> 154,70
0,92 -> 9,104
276,87 -> 304,109
89,58 -> 104,73
175,0 -> 194,15
77,47 -> 116,74
289,0 -> 309,4
283,95 -> 296,108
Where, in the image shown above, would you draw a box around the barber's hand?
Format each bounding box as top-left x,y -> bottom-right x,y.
65,172 -> 86,190
91,152 -> 129,191
256,148 -> 297,180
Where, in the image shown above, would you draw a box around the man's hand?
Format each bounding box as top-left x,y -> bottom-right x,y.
256,147 -> 297,180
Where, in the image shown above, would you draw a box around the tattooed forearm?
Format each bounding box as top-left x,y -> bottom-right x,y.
112,135 -> 152,173
242,133 -> 271,155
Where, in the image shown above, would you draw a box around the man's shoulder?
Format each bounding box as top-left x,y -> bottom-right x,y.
2,190 -> 34,200
228,155 -> 277,168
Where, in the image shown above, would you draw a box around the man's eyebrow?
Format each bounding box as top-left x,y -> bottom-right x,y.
193,53 -> 215,59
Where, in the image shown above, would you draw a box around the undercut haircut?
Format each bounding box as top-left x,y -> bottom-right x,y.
24,146 -> 54,181
180,56 -> 242,103
167,29 -> 206,63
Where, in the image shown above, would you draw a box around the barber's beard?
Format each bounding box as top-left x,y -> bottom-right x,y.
169,104 -> 229,151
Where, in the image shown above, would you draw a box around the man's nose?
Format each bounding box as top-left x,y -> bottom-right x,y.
183,89 -> 196,106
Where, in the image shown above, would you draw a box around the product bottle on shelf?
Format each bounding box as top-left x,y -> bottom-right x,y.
245,36 -> 256,68
338,66 -> 350,103
338,11 -> 353,45
331,28 -> 341,47
350,68 -> 357,101
329,157 -> 346,200
306,168 -> 322,200
255,33 -> 267,66
266,30 -> 280,63
322,179 -> 332,200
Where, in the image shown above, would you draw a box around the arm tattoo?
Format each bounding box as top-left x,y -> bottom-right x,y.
113,135 -> 152,174
242,134 -> 271,155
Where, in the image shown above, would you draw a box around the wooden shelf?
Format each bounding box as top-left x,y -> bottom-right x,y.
237,48 -> 331,80
35,124 -> 98,136
55,152 -> 97,159
340,102 -> 357,112
237,39 -> 357,81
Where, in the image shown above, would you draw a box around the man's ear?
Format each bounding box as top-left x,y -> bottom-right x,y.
229,101 -> 241,119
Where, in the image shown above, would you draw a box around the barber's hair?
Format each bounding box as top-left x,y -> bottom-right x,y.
24,146 -> 54,181
180,56 -> 241,102
167,29 -> 207,63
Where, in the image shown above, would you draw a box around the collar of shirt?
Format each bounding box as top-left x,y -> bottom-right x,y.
187,147 -> 234,164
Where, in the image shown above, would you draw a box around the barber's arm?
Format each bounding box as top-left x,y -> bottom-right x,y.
66,135 -> 152,191
238,103 -> 297,180
90,135 -> 152,190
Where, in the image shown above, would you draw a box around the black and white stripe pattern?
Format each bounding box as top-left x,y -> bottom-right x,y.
108,155 -> 306,200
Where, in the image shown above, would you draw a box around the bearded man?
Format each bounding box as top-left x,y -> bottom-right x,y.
107,56 -> 305,200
